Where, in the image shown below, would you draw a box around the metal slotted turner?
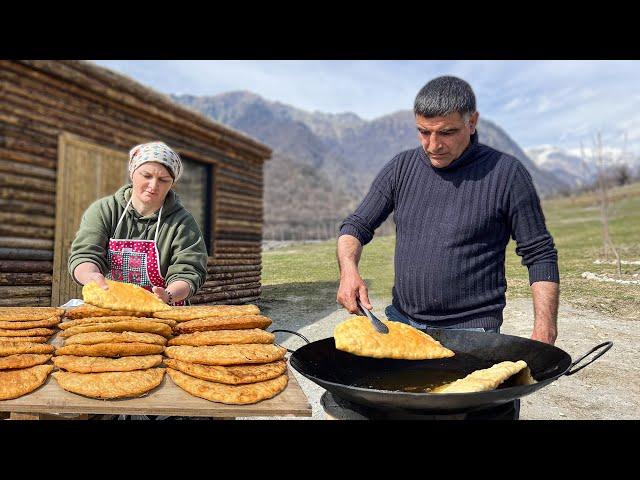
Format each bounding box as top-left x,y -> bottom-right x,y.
357,299 -> 389,334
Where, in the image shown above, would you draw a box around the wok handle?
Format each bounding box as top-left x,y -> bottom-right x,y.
565,341 -> 613,376
271,329 -> 310,354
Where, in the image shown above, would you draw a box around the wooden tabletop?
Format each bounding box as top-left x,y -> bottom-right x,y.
0,333 -> 312,418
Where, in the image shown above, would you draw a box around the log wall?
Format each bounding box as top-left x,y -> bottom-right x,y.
0,60 -> 271,307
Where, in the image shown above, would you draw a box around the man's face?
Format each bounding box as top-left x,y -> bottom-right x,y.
415,111 -> 479,168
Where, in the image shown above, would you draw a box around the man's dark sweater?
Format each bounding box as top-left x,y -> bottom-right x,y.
339,131 -> 559,329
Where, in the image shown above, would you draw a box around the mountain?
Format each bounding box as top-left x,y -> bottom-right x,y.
173,91 -> 571,239
527,145 -> 640,189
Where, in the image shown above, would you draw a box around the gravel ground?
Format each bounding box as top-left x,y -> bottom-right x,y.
241,296 -> 638,420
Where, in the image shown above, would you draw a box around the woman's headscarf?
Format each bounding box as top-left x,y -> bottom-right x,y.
128,141 -> 183,182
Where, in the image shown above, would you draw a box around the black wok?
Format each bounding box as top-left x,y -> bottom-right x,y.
283,329 -> 612,414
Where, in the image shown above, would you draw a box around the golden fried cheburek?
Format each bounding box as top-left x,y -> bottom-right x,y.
60,320 -> 172,338
168,329 -> 274,346
154,304 -> 261,321
0,354 -> 52,370
83,279 -> 171,313
167,368 -> 288,404
64,304 -> 149,319
53,368 -> 165,399
54,355 -> 163,373
0,316 -> 61,330
174,315 -> 272,334
0,328 -> 56,337
431,360 -> 528,393
0,307 -> 64,322
0,341 -> 55,356
55,343 -> 165,357
333,316 -> 455,360
59,316 -> 176,330
0,364 -> 54,400
64,332 -> 167,346
165,344 -> 286,365
0,336 -> 48,343
164,358 -> 287,385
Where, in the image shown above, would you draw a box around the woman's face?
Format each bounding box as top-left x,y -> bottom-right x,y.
131,162 -> 174,206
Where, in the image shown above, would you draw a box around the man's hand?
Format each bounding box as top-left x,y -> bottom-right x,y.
337,272 -> 372,314
85,272 -> 108,290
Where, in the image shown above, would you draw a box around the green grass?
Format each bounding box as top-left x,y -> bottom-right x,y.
263,182 -> 640,319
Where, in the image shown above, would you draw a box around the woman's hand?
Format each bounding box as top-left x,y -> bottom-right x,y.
74,263 -> 109,290
152,286 -> 171,304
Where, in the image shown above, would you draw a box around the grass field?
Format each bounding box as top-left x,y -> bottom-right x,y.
262,182 -> 640,320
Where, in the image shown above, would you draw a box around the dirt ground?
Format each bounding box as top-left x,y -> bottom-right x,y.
247,296 -> 639,420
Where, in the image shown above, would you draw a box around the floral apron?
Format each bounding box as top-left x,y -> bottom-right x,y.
106,197 -> 184,306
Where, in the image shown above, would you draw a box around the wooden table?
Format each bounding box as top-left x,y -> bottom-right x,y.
0,334 -> 312,419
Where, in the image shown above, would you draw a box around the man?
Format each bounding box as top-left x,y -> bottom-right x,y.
336,76 -> 559,417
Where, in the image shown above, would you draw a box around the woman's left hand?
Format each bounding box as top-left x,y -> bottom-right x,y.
152,286 -> 171,304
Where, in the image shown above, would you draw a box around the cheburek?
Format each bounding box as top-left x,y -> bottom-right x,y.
431,360 -> 529,394
174,315 -> 272,334
0,336 -> 48,343
164,344 -> 286,365
60,320 -> 172,338
333,316 -> 455,360
154,304 -> 261,321
0,364 -> 53,400
0,328 -> 55,337
59,316 -> 176,329
0,354 -> 52,370
164,358 -> 287,385
0,307 -> 63,321
0,316 -> 61,329
0,341 -> 54,356
55,343 -> 164,357
54,355 -> 163,373
168,368 -> 288,404
53,368 -> 165,399
64,304 -> 149,319
64,332 -> 167,346
83,279 -> 171,313
168,329 -> 274,346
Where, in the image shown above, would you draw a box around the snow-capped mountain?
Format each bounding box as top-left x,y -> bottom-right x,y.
526,145 -> 639,188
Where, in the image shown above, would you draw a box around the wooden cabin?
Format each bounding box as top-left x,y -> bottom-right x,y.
0,60 -> 271,307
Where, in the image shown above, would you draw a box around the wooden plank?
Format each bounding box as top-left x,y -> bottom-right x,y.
0,198 -> 56,217
0,212 -> 55,228
193,296 -> 261,306
0,158 -> 57,180
0,236 -> 54,250
0,296 -> 51,306
0,172 -> 56,193
0,224 -> 54,239
0,273 -> 52,285
0,260 -> 53,273
0,285 -> 52,297
0,248 -> 53,261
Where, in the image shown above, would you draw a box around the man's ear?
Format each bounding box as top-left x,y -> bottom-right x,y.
469,111 -> 479,134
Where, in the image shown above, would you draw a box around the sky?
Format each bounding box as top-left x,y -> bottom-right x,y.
93,60 -> 640,154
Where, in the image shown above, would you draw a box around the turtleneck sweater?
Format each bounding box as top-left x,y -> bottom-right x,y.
339,132 -> 559,329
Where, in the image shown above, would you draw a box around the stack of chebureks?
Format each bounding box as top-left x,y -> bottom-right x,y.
158,305 -> 289,405
0,307 -> 61,400
52,303 -> 171,399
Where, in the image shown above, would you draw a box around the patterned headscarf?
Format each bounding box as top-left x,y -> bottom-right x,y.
128,141 -> 183,182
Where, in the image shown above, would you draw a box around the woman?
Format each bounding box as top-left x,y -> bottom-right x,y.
68,141 -> 208,306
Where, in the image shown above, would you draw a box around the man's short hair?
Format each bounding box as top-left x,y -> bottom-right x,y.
414,76 -> 476,121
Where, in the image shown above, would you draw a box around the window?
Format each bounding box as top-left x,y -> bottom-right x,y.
172,156 -> 214,255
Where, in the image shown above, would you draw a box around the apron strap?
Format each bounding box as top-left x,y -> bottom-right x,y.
114,198 -> 133,239
154,205 -> 163,244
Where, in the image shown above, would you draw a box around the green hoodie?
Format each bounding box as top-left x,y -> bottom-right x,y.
68,185 -> 208,298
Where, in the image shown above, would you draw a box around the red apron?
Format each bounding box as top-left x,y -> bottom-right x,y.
106,198 -> 184,306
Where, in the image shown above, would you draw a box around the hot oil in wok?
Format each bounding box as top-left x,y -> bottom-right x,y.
352,352 -> 492,393
351,352 -> 536,393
